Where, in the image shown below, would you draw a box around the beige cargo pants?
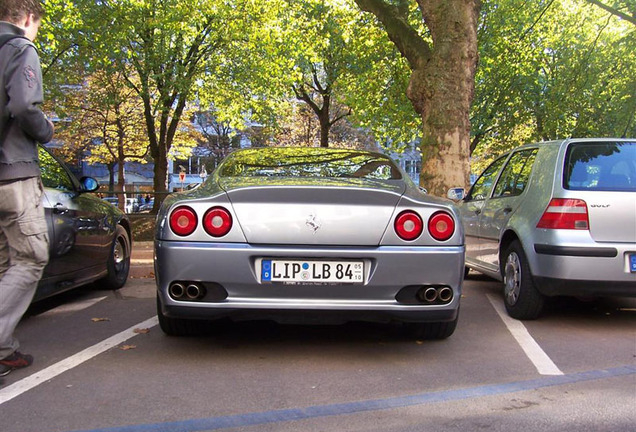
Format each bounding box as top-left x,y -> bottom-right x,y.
0,177 -> 49,359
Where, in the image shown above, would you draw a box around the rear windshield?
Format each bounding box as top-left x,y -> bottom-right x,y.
219,148 -> 402,180
564,141 -> 636,191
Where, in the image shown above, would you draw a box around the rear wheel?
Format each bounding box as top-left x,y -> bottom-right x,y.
156,295 -> 206,336
502,240 -> 544,320
97,225 -> 130,290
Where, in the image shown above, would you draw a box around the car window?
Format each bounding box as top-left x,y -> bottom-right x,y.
39,147 -> 75,191
492,148 -> 538,198
466,156 -> 507,201
564,141 -> 636,191
220,148 -> 402,180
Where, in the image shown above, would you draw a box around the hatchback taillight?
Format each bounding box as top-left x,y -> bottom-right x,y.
203,207 -> 233,237
169,206 -> 198,236
537,198 -> 589,230
428,211 -> 455,241
395,211 -> 423,241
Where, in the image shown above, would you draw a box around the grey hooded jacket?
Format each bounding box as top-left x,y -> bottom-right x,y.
0,21 -> 54,181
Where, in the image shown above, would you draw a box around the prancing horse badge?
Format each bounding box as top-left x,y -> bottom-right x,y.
306,213 -> 321,234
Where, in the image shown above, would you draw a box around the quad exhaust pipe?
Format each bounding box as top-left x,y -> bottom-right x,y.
416,286 -> 454,304
169,282 -> 206,301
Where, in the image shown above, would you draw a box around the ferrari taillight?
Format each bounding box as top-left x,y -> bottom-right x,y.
537,198 -> 589,230
395,211 -> 424,241
203,207 -> 233,237
169,206 -> 198,236
428,211 -> 455,241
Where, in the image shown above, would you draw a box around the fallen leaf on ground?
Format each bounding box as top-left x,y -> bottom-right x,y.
134,328 -> 150,334
120,345 -> 136,350
91,318 -> 110,322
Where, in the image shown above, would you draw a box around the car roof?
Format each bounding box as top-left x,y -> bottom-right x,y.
502,137 -> 634,154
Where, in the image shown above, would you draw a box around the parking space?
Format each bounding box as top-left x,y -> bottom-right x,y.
0,259 -> 634,432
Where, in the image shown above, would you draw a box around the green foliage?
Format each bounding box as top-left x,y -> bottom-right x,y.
471,0 -> 635,173
38,0 -> 633,183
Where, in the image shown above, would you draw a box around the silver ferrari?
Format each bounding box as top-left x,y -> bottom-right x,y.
155,147 -> 464,339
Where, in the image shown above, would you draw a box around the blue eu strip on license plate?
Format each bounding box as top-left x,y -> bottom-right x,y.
262,259 -> 273,281
630,254 -> 636,273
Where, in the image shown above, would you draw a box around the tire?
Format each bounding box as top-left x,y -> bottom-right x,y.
97,225 -> 130,290
407,311 -> 459,340
156,295 -> 205,336
501,240 -> 544,320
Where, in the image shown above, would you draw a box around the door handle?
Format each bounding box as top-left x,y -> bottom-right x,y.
53,203 -> 68,214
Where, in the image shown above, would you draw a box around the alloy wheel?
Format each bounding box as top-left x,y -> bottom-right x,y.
113,236 -> 126,271
504,252 -> 521,305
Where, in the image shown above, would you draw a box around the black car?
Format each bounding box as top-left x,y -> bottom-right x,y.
35,145 -> 132,301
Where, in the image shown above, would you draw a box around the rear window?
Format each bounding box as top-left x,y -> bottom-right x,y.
220,148 -> 402,180
564,141 -> 636,191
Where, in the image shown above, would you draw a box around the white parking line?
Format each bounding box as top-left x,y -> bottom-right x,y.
487,294 -> 563,376
0,316 -> 159,405
38,296 -> 108,317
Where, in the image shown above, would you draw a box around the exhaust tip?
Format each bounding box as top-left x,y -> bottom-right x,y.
418,287 -> 439,303
169,282 -> 185,299
438,287 -> 453,303
186,284 -> 203,300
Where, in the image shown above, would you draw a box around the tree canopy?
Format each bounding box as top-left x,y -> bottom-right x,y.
37,0 -> 635,195
471,0 -> 635,172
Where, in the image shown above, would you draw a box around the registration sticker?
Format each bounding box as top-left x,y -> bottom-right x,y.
630,254 -> 636,273
261,259 -> 364,284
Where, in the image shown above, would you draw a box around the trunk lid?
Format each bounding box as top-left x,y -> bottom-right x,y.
562,140 -> 636,243
586,192 -> 636,243
219,177 -> 405,245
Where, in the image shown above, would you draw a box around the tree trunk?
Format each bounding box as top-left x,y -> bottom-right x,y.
107,163 -> 115,194
355,0 -> 479,196
116,161 -> 126,212
319,113 -> 330,148
152,143 -> 169,213
412,1 -> 477,196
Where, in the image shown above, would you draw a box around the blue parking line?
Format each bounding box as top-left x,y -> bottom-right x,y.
70,365 -> 635,432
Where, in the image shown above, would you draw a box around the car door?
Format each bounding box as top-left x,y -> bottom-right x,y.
39,147 -> 109,278
457,155 -> 508,267
478,148 -> 539,272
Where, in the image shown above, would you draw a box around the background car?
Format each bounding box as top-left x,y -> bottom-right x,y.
450,138 -> 635,320
155,147 -> 464,339
35,146 -> 132,301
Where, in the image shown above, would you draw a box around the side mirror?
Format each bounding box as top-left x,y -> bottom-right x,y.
79,176 -> 99,193
447,187 -> 465,201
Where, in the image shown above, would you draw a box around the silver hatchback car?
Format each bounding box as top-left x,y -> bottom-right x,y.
450,138 -> 635,320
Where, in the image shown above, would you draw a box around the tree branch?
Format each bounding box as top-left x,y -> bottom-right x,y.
354,0 -> 431,69
586,0 -> 635,25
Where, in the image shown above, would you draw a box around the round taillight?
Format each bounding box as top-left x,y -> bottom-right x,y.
203,207 -> 233,237
395,211 -> 423,241
428,211 -> 455,241
169,206 -> 198,236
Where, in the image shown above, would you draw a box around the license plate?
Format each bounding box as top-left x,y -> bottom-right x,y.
630,254 -> 636,273
261,259 -> 364,283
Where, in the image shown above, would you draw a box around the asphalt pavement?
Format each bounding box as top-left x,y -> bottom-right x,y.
0,241 -> 634,432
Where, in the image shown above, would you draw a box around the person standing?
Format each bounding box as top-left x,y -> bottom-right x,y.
0,0 -> 54,377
